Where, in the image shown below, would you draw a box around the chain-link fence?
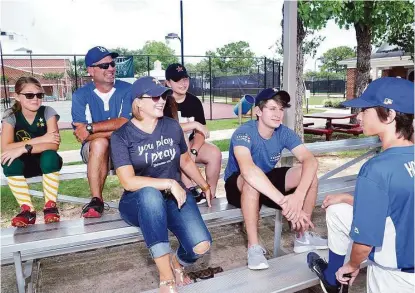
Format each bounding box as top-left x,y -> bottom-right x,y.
1,54 -> 281,119
305,77 -> 346,97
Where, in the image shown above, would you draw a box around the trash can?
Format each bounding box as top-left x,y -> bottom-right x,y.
233,95 -> 255,116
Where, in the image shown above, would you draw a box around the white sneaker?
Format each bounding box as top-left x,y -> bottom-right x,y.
294,231 -> 328,253
247,244 -> 269,270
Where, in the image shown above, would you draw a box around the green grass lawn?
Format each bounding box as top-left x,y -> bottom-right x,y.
58,115 -> 325,151
306,96 -> 346,106
59,129 -> 81,151
1,176 -> 123,220
206,118 -> 252,131
1,132 -> 369,220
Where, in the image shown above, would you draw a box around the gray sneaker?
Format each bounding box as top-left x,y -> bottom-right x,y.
294,231 -> 328,253
247,244 -> 269,270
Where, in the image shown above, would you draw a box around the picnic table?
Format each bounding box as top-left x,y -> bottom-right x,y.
304,112 -> 357,129
303,112 -> 358,141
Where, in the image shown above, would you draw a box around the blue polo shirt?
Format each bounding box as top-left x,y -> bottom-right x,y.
71,80 -> 132,124
350,146 -> 414,270
224,120 -> 302,181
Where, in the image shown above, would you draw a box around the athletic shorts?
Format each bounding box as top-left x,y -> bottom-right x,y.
225,167 -> 294,210
80,140 -> 113,169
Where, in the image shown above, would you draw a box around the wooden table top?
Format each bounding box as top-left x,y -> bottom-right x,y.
303,112 -> 357,119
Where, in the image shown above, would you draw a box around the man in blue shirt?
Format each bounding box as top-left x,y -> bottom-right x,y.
308,77 -> 414,293
224,88 -> 327,270
71,46 -> 132,218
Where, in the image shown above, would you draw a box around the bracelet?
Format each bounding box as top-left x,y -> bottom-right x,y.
200,184 -> 210,192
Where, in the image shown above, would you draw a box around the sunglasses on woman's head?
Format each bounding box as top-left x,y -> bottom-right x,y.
20,93 -> 45,99
90,61 -> 116,70
141,95 -> 168,103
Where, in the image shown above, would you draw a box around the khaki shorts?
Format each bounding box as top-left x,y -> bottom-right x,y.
80,141 -> 114,170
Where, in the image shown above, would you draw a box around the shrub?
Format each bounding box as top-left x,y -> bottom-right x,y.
323,98 -> 346,108
323,99 -> 333,107
331,99 -> 346,108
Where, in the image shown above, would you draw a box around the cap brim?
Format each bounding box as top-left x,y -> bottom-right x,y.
146,86 -> 172,97
342,96 -> 375,108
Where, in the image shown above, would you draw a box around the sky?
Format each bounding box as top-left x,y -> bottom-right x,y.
1,0 -> 357,71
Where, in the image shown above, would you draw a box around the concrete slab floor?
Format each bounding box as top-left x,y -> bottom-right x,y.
1,207 -> 367,293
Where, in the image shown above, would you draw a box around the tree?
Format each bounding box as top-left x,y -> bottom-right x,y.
303,1 -> 414,121
320,46 -> 355,73
112,43 -> 178,76
111,47 -> 141,76
137,41 -> 178,75
304,70 -> 345,80
205,41 -> 257,75
278,2 -> 328,139
67,58 -> 87,80
0,75 -> 9,84
387,24 -> 414,60
43,72 -> 64,99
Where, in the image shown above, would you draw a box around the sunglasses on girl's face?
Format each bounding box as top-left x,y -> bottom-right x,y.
141,95 -> 168,103
91,61 -> 116,70
20,93 -> 45,99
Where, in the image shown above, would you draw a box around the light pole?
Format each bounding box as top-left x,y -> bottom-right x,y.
165,33 -> 183,65
314,57 -> 321,73
27,49 -> 34,75
165,0 -> 184,65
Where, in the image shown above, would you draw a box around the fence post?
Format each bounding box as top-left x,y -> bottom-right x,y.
209,56 -> 212,120
327,76 -> 329,97
263,57 -> 267,88
73,56 -> 78,91
201,71 -> 205,103
29,51 -> 34,75
257,65 -> 260,91
272,59 -> 275,88
0,41 -> 9,108
147,56 -> 150,76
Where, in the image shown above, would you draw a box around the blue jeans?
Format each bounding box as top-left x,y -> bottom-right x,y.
119,187 -> 212,265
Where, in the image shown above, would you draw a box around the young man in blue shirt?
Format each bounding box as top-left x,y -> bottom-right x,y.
224,88 -> 327,270
308,77 -> 414,293
71,46 -> 132,218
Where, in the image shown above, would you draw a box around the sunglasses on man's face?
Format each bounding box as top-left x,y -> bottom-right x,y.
141,95 -> 168,103
91,61 -> 116,70
20,93 -> 45,100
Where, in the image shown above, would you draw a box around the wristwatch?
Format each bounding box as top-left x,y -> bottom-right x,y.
86,123 -> 94,135
190,148 -> 198,156
24,144 -> 33,155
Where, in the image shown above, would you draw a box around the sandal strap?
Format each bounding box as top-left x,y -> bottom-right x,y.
159,279 -> 176,293
160,279 -> 176,287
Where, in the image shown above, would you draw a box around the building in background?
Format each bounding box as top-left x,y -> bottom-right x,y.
340,43 -> 414,99
1,31 -> 73,101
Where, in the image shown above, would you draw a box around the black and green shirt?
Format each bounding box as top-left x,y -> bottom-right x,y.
2,106 -> 60,142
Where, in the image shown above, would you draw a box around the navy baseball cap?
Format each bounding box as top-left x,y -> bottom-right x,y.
165,63 -> 190,82
131,76 -> 172,102
85,46 -> 119,67
255,88 -> 290,106
342,77 -> 414,114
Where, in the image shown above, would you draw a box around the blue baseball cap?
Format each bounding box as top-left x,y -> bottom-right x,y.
255,88 -> 290,106
131,76 -> 172,103
85,46 -> 119,67
342,77 -> 414,114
